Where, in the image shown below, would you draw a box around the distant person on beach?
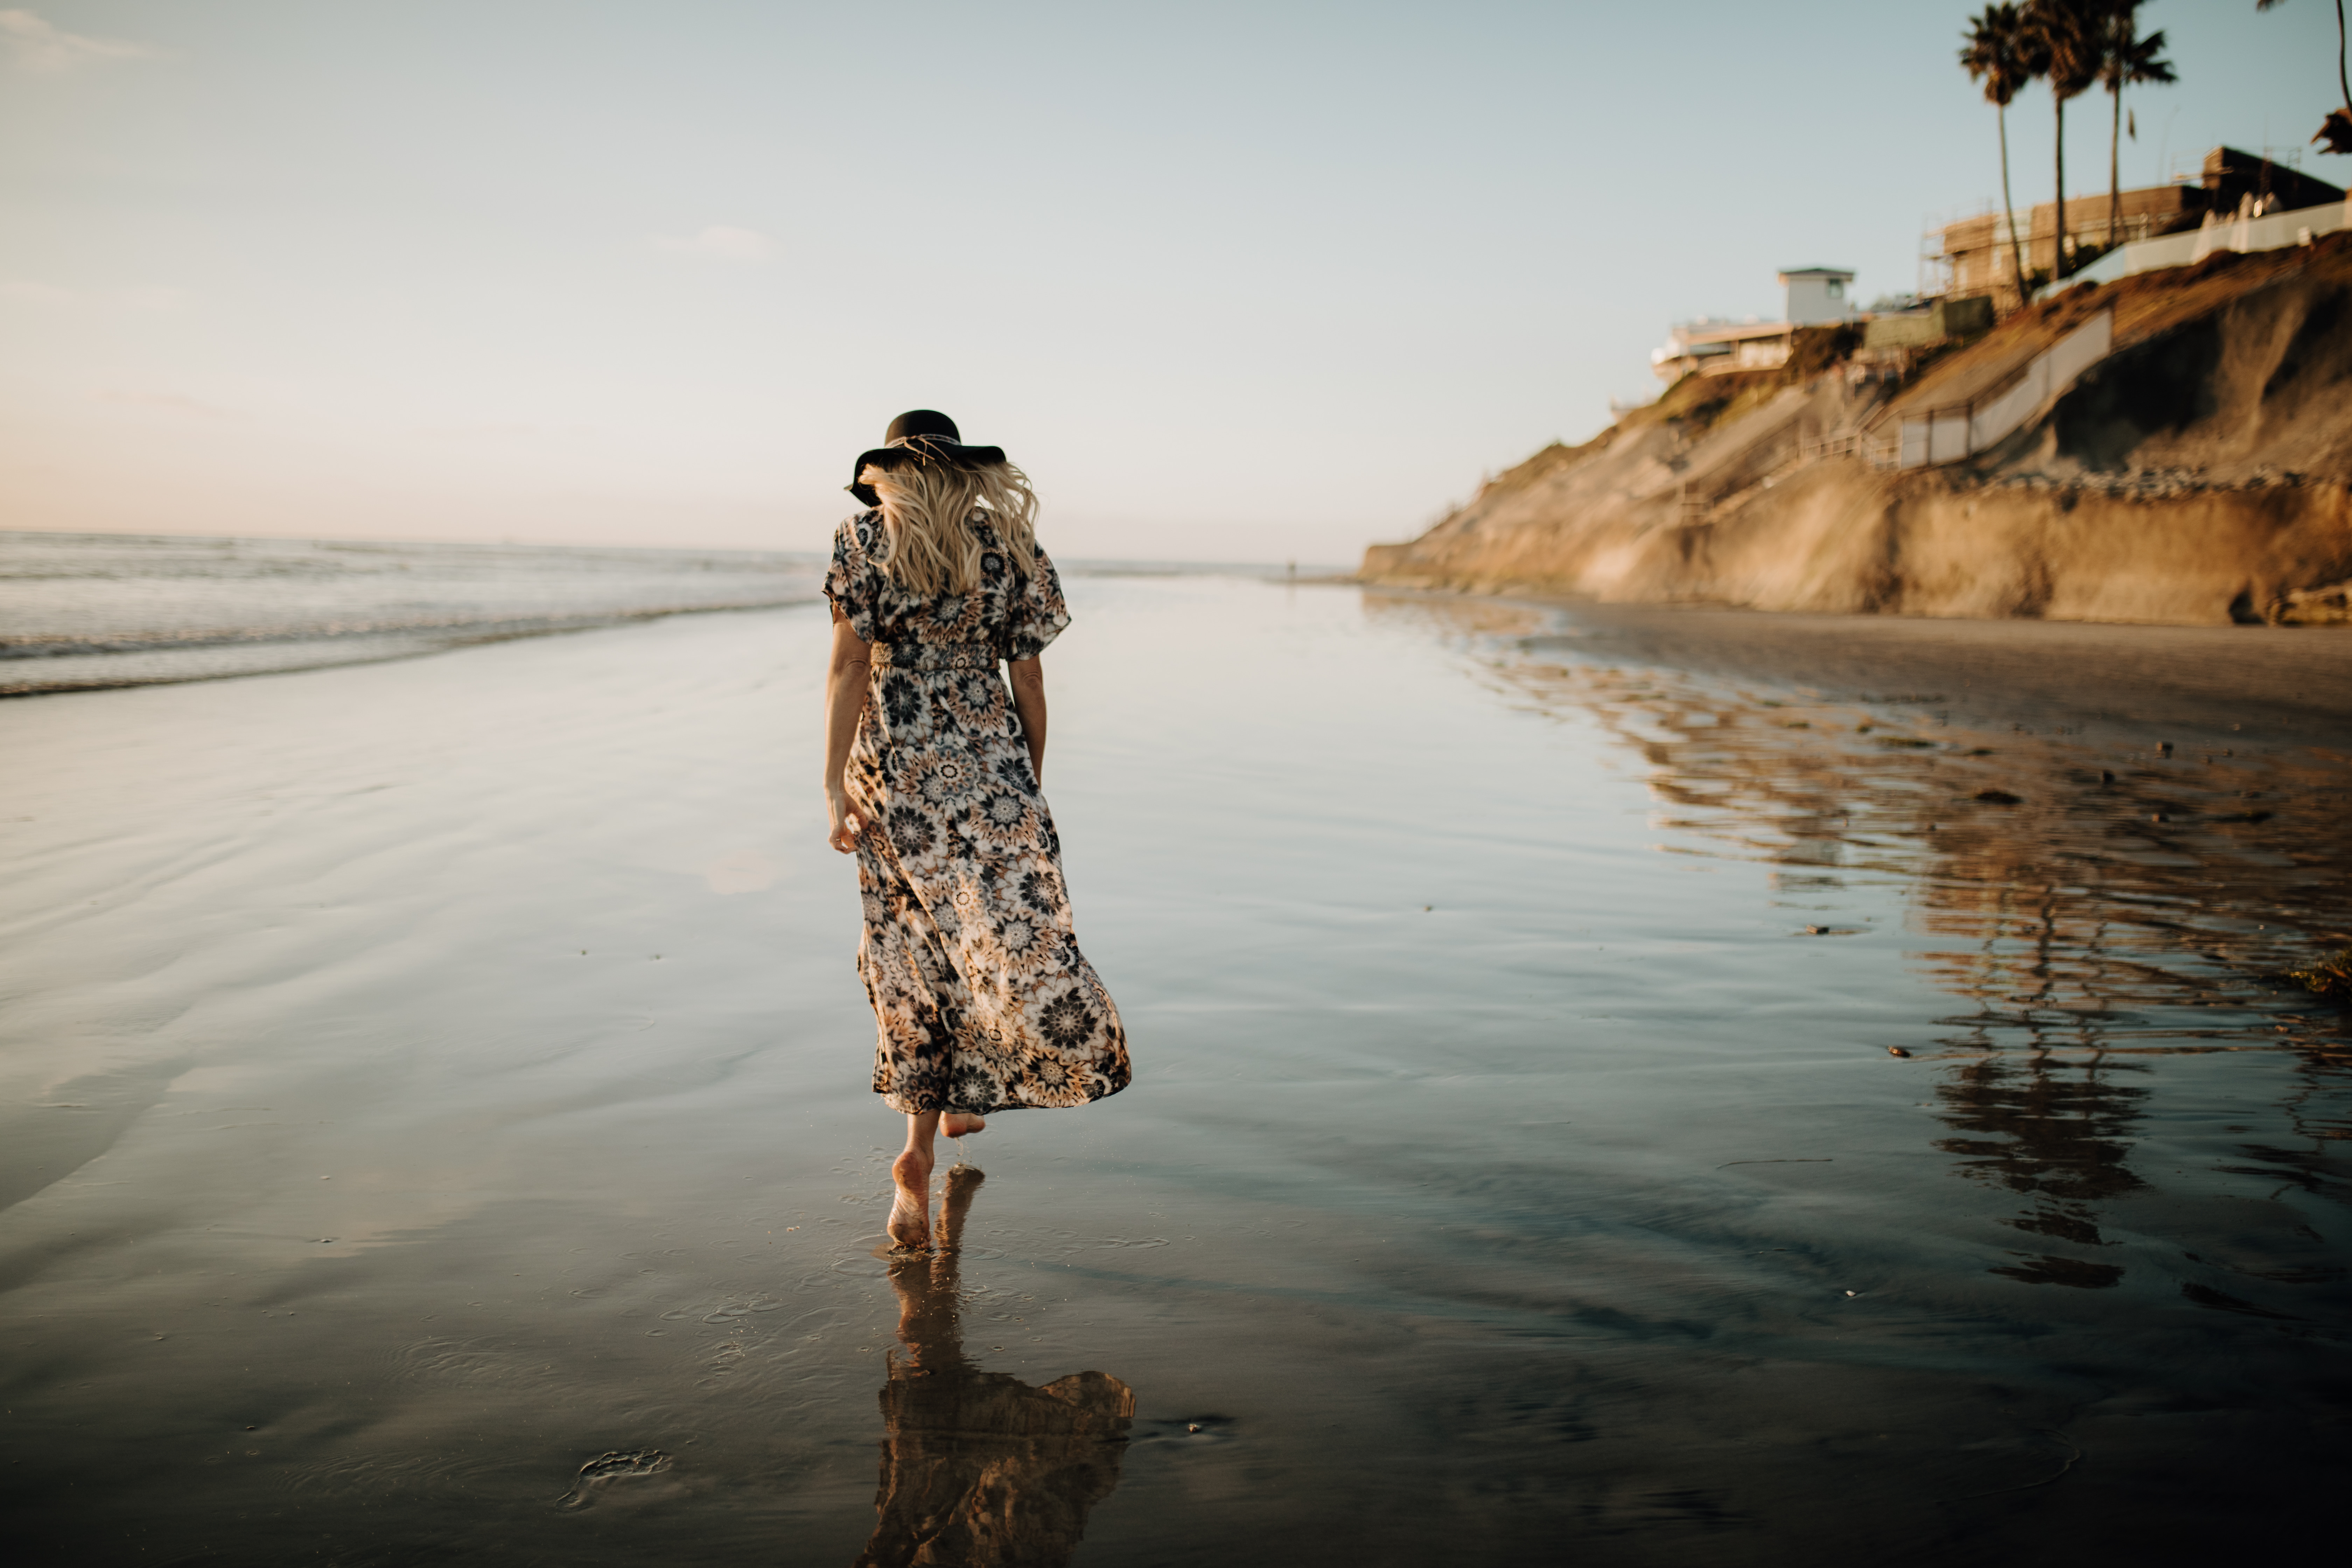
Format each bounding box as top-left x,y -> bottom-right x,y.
821,411 -> 1131,1250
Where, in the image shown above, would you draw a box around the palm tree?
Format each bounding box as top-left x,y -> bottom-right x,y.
2256,1 -> 2352,155
2095,4 -> 2176,246
1962,5 -> 2046,299
2026,0 -> 2102,277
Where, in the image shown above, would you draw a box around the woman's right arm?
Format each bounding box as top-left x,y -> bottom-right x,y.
824,608 -> 873,854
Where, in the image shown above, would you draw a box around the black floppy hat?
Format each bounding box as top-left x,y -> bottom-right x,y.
847,410 -> 1007,508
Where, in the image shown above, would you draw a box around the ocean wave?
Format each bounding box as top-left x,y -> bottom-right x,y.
0,530 -> 824,695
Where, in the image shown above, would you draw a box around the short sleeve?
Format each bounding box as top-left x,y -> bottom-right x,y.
824,516 -> 879,643
1002,545 -> 1071,661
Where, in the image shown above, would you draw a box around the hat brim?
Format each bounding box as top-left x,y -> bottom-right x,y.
847,437 -> 1009,507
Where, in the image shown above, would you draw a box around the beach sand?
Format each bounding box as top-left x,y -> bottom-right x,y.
2,579 -> 2346,1564
1497,592 -> 2352,747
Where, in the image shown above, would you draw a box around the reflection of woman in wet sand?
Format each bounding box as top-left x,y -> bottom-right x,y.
856,1165 -> 1134,1568
822,411 -> 1131,1252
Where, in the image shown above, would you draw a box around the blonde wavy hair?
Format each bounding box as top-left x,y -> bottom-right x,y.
860,454 -> 1041,597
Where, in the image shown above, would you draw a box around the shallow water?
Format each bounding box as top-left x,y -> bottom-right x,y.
0,574 -> 2345,1564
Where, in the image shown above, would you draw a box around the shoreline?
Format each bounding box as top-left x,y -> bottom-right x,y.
1362,583 -> 2352,750
0,597 -> 823,699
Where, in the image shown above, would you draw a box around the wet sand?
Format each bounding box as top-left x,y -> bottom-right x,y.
1468,590 -> 2352,747
1,578 -> 2347,1564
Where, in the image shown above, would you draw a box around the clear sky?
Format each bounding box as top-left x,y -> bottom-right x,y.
3,1 -> 2345,563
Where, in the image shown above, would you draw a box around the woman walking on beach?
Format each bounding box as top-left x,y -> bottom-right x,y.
821,411 -> 1130,1251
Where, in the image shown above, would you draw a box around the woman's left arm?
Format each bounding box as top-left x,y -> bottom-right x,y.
824,608 -> 873,854
1007,656 -> 1046,786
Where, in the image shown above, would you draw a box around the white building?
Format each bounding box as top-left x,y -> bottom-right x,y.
1779,267 -> 1855,324
1651,266 -> 1858,382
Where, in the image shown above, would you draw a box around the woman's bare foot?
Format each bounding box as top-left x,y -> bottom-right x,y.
887,1150 -> 933,1251
942,1112 -> 986,1139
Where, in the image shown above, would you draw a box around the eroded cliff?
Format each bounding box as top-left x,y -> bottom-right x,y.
1362,235 -> 2352,625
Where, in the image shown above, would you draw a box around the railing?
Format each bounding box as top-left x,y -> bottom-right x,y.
1801,429 -> 1905,470
1856,308 -> 2114,471
2052,193 -> 2352,294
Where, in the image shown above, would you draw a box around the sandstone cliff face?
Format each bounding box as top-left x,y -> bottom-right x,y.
1363,237 -> 2352,625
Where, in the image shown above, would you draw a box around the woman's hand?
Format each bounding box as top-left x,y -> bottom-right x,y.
826,782 -> 862,855
822,609 -> 874,856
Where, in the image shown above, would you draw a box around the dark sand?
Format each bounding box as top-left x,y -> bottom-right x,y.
1490,592 -> 2352,748
1,577 -> 2346,1565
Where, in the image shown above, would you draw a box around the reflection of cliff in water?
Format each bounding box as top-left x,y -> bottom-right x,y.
856,1167 -> 1133,1568
1361,593 -> 2352,1288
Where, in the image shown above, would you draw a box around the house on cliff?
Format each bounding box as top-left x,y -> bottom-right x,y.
1650,267 -> 1855,381
1928,146 -> 2344,309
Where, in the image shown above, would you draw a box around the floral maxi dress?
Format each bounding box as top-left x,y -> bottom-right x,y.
825,512 -> 1131,1115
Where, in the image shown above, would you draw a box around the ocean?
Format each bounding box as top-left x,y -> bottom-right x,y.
0,530 -> 823,695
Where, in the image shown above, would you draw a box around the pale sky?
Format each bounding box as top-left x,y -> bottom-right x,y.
2,1 -> 2344,563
